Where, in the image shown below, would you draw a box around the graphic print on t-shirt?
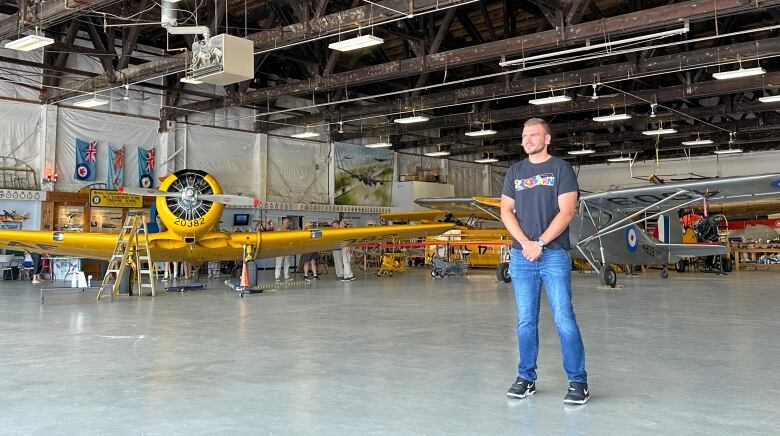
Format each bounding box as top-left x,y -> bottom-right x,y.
513,173 -> 556,191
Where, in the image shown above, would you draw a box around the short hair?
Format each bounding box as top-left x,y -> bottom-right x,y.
524,118 -> 552,136
331,219 -> 340,226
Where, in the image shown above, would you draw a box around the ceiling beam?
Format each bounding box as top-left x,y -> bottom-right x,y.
168,0 -> 778,119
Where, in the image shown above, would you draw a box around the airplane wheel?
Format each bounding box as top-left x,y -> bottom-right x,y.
661,268 -> 669,279
496,262 -> 512,283
389,271 -> 393,277
431,270 -> 437,277
599,265 -> 617,288
722,257 -> 733,272
675,260 -> 687,273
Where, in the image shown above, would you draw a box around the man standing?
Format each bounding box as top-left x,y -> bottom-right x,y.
331,220 -> 344,279
500,118 -> 589,405
274,217 -> 292,282
339,220 -> 355,281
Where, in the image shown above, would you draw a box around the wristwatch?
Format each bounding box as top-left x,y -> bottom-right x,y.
536,239 -> 546,248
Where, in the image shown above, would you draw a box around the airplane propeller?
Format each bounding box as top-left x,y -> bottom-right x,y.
118,186 -> 260,207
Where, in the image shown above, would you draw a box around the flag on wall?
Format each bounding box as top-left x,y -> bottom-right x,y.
107,145 -> 125,189
75,138 -> 97,181
138,147 -> 155,188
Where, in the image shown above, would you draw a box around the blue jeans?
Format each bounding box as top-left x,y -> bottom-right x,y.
509,247 -> 587,383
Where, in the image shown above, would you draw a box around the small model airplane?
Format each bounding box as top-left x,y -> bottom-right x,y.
0,169 -> 453,269
395,173 -> 780,287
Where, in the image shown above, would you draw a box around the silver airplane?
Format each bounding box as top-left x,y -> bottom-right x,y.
415,173 -> 780,287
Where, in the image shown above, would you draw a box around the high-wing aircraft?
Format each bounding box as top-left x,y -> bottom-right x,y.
411,173 -> 780,287
0,169 -> 453,271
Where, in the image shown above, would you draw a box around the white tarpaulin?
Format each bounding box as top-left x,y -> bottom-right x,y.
397,153 -> 441,180
0,100 -> 41,176
266,136 -> 329,203
448,160 -> 488,196
183,125 -> 260,195
0,47 -> 42,101
55,108 -> 161,192
491,166 -> 509,196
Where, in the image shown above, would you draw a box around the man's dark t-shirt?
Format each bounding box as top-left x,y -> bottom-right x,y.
502,156 -> 579,250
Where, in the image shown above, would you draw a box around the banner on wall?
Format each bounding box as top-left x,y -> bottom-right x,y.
107,145 -> 124,190
138,147 -> 155,188
334,142 -> 393,206
74,138 -> 97,181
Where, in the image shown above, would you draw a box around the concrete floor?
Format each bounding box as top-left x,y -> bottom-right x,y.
1,267 -> 779,435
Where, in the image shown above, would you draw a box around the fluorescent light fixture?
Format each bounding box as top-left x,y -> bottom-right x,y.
713,147 -> 743,155
424,151 -> 450,157
72,96 -> 109,108
567,148 -> 595,155
365,142 -> 393,148
593,113 -> 631,122
328,34 -> 384,52
4,34 -> 54,51
607,156 -> 633,163
180,76 -> 203,84
712,66 -> 765,80
475,157 -> 499,163
529,95 -> 571,105
681,138 -> 714,146
291,131 -> 320,139
465,129 -> 497,137
394,115 -> 429,124
642,128 -> 677,135
758,95 -> 780,103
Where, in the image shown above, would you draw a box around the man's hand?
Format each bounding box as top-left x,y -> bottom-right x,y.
521,241 -> 542,261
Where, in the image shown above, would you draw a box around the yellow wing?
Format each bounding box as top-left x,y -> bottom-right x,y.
0,223 -> 454,263
255,223 -> 454,258
0,230 -> 120,259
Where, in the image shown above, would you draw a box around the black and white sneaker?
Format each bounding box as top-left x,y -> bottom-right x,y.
341,276 -> 355,281
563,381 -> 590,405
507,377 -> 535,399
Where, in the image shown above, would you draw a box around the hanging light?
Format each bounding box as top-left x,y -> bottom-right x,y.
593,106 -> 632,122
475,153 -> 498,163
465,122 -> 497,137
529,94 -> 571,105
4,34 -> 54,51
714,133 -> 742,154
758,94 -> 780,103
291,126 -> 320,139
394,110 -> 429,124
328,34 -> 384,52
712,66 -> 765,80
73,95 -> 110,108
681,134 -> 713,146
365,135 -> 392,148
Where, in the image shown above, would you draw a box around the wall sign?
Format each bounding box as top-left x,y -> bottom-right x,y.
89,189 -> 143,208
0,189 -> 46,201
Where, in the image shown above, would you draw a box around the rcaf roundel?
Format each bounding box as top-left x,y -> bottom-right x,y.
76,163 -> 91,181
626,225 -> 638,253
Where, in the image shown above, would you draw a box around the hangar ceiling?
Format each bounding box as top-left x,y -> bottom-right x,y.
3,0 -> 780,165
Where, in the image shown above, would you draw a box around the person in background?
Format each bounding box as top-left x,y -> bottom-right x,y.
301,224 -> 320,280
23,250 -> 42,284
331,220 -> 344,279
274,217 -> 292,282
163,261 -> 178,281
339,220 -> 355,281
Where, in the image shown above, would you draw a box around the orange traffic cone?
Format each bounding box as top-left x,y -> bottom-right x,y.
240,262 -> 250,288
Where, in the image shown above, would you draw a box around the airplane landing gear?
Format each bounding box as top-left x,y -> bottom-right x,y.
675,259 -> 687,273
661,267 -> 669,279
599,265 -> 617,288
496,262 -> 511,283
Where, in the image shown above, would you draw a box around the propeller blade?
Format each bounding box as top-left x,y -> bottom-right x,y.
117,186 -> 180,198
199,194 -> 260,207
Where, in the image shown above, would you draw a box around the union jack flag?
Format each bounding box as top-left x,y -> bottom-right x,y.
145,148 -> 155,171
85,141 -> 97,162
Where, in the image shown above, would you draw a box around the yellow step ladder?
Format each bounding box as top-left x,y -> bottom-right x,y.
97,213 -> 157,300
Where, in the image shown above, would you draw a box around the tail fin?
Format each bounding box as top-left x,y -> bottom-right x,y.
657,213 -> 683,243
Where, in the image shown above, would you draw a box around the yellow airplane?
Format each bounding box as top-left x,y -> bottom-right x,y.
0,169 -> 454,265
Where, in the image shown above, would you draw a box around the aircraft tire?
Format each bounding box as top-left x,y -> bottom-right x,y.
496,262 -> 512,283
675,260 -> 687,273
599,265 -> 617,288
661,268 -> 669,279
